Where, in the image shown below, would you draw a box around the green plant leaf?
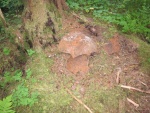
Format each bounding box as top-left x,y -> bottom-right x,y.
3,47 -> 11,55
0,95 -> 15,113
13,70 -> 22,81
4,72 -> 13,83
12,84 -> 38,107
26,69 -> 32,79
148,58 -> 150,62
27,49 -> 36,56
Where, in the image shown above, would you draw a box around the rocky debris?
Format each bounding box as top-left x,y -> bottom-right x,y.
66,55 -> 89,74
104,34 -> 120,55
58,32 -> 97,74
104,33 -> 139,55
58,32 -> 97,58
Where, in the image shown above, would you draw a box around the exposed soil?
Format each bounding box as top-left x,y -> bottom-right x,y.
43,13 -> 150,113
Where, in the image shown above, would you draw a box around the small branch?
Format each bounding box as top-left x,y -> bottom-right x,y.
116,68 -> 121,84
120,85 -> 150,94
65,87 -> 93,113
0,8 -> 7,27
127,98 -> 139,108
137,80 -> 148,87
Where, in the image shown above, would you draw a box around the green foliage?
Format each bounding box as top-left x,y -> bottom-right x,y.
67,0 -> 150,42
12,84 -> 38,107
0,70 -> 23,88
3,72 -> 13,83
3,47 -> 11,55
148,58 -> 150,63
25,69 -> 32,79
0,95 -> 15,113
0,27 -> 7,41
0,26 -> 16,42
0,0 -> 23,12
0,0 -> 23,15
0,0 -> 23,24
12,70 -> 23,81
2,68 -> 39,107
0,68 -> 34,88
0,72 -> 13,88
27,49 -> 36,56
0,67 -> 38,107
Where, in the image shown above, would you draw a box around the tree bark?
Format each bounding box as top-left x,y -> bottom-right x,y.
22,0 -> 68,49
53,0 -> 69,14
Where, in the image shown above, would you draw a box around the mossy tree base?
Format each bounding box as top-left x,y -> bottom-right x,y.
22,0 -> 62,49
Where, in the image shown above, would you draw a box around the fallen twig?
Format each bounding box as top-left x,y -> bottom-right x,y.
65,87 -> 93,113
0,8 -> 8,27
127,98 -> 139,108
116,68 -> 121,84
138,80 -> 148,87
120,85 -> 150,94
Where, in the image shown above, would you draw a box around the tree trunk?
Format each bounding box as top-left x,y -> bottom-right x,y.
22,0 -> 67,49
0,9 -> 7,27
53,0 -> 69,14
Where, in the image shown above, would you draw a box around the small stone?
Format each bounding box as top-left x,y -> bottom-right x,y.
66,55 -> 89,74
58,32 -> 97,58
80,87 -> 85,95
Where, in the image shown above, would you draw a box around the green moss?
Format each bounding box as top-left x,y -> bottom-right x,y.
130,35 -> 150,74
84,84 -> 127,113
46,2 -> 58,13
46,3 -> 62,32
16,48 -> 73,113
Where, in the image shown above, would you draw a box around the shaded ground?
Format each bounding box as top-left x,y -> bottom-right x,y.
15,13 -> 150,113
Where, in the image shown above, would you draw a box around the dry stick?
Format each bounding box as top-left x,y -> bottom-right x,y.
120,85 -> 150,94
116,68 -> 121,84
138,80 -> 148,87
127,98 -> 139,108
0,8 -> 7,27
65,87 -> 93,113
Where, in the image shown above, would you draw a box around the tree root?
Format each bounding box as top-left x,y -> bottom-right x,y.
65,87 -> 93,113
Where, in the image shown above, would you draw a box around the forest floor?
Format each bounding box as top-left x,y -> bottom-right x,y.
2,12 -> 150,113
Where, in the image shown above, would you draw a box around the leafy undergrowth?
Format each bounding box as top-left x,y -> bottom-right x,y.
15,47 -> 72,113
67,0 -> 150,42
